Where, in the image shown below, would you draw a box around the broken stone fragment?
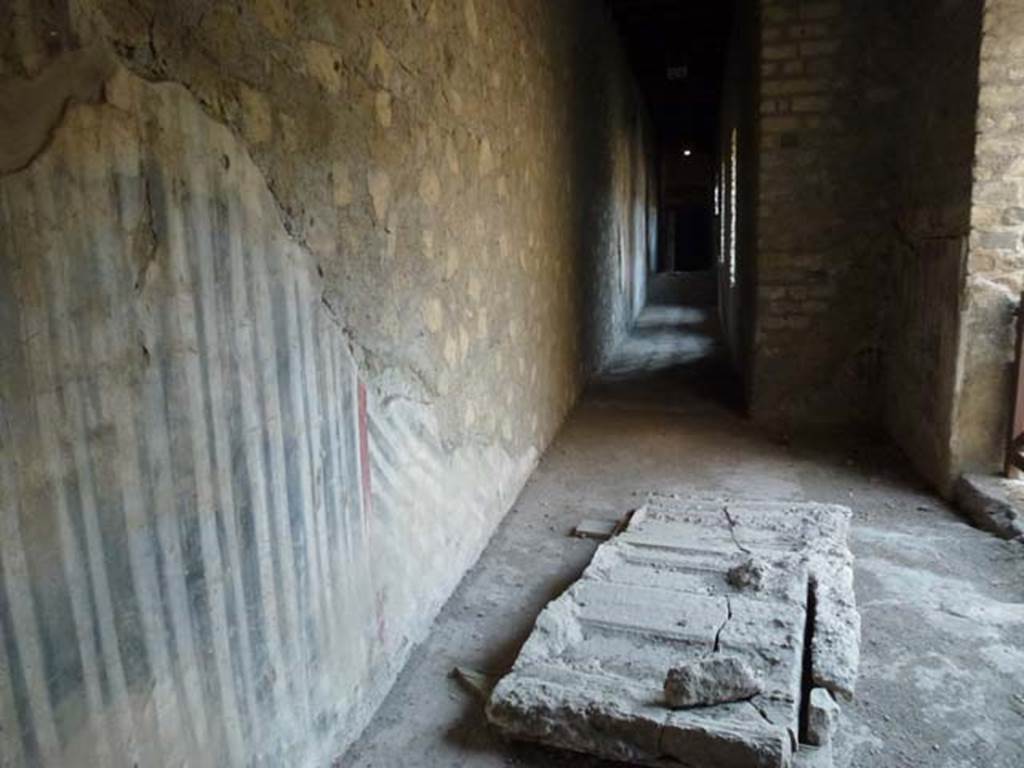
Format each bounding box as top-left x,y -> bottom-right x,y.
450,666 -> 497,700
727,556 -> 769,591
663,656 -> 763,709
806,688 -> 840,746
572,517 -> 621,540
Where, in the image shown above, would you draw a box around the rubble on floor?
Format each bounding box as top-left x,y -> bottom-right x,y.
663,656 -> 763,709
485,495 -> 860,768
451,666 -> 498,700
572,517 -> 625,541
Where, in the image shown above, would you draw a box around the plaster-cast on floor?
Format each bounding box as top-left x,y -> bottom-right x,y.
343,277 -> 1024,768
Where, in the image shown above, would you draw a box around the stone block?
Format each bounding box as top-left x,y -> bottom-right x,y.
664,656 -> 763,709
807,688 -> 839,746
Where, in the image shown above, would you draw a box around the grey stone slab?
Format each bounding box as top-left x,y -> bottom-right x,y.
486,495 -> 860,768
955,474 -> 1024,542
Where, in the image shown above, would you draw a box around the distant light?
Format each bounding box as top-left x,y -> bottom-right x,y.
683,149 -> 693,157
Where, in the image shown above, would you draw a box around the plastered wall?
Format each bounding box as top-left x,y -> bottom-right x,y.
0,1 -> 654,765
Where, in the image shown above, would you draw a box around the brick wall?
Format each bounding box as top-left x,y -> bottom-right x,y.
753,0 -> 906,428
765,0 -> 1021,490
759,0 -> 1021,490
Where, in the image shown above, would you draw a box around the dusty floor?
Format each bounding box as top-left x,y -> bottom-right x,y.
343,275 -> 1024,768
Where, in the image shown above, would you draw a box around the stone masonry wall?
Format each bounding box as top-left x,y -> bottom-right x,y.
884,0 -> 983,493
753,0 -> 906,428
950,0 -> 1024,480
0,1 -> 653,765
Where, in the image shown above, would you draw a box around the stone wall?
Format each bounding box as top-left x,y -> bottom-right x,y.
0,1 -> 653,765
884,0 -> 983,492
949,0 -> 1024,481
752,0 -> 906,428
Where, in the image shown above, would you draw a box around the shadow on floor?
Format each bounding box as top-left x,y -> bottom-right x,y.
594,271 -> 742,413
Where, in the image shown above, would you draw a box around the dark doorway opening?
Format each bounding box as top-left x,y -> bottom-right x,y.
666,205 -> 714,272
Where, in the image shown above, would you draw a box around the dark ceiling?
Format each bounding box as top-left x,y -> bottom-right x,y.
609,0 -> 736,155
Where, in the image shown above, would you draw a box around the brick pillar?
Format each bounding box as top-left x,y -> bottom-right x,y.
752,0 -> 904,428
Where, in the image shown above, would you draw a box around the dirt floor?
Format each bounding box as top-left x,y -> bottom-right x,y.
343,275 -> 1024,768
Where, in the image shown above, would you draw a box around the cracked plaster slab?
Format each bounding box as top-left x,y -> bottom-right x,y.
486,495 -> 860,768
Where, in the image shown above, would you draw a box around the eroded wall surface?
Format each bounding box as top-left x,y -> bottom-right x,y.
884,0 -> 983,493
752,0 -> 906,428
0,1 -> 653,765
949,0 -> 1024,480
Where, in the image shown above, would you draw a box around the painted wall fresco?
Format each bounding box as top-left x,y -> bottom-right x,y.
0,1 -> 654,764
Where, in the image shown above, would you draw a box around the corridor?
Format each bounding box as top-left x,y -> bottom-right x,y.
3,1 -> 1024,766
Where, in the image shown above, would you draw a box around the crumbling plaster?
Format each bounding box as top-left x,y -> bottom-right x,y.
0,0 -> 655,764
